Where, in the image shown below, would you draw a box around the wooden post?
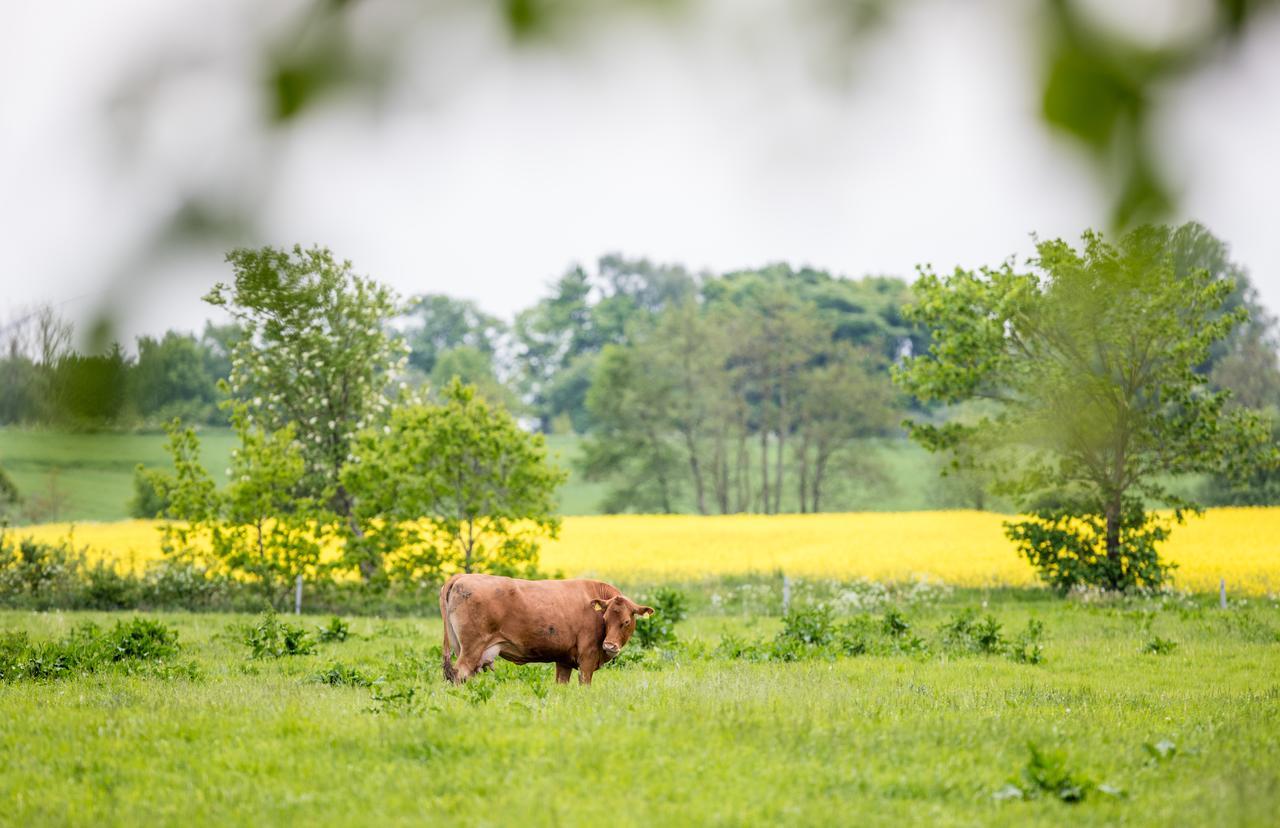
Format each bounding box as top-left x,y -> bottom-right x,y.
295,574 -> 303,615
782,574 -> 792,616
1219,578 -> 1227,610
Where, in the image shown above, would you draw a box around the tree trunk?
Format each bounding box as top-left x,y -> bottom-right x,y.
759,427 -> 770,514
796,434 -> 809,514
684,430 -> 707,515
1104,498 -> 1122,589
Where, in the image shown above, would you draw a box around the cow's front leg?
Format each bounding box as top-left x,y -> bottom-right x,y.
555,662 -> 573,684
577,654 -> 600,686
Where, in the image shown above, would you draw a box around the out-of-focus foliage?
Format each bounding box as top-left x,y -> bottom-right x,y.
0,467 -> 19,523
896,223 -> 1277,590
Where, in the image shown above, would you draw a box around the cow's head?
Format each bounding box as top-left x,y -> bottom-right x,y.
590,595 -> 655,658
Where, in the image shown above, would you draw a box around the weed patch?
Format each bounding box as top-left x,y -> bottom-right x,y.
0,617 -> 186,682
241,611 -> 316,659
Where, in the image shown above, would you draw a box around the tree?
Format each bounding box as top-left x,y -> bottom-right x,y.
0,466 -> 19,523
792,342 -> 896,512
430,345 -> 519,412
204,245 -> 403,579
149,413 -> 324,607
129,331 -> 221,423
344,379 -> 565,580
896,225 -> 1275,591
403,294 -> 507,377
581,344 -> 686,514
46,344 -> 131,426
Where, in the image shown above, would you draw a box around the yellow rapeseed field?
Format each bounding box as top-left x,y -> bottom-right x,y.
11,508 -> 1280,594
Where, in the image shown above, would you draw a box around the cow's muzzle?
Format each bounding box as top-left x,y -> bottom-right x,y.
602,641 -> 620,656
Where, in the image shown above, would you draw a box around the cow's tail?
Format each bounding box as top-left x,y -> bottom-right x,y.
440,574 -> 461,684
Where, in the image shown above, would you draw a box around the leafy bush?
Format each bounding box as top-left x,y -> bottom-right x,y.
128,464 -> 171,518
312,662 -> 373,687
995,743 -> 1122,804
1006,505 -> 1176,593
940,609 -> 1005,654
0,535 -> 84,605
1142,636 -> 1178,655
0,618 -> 183,682
316,616 -> 350,643
881,607 -> 912,637
633,587 -> 687,649
1008,619 -> 1046,664
242,611 -> 316,659
109,618 -> 180,661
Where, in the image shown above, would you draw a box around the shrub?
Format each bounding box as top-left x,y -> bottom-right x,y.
0,535 -> 84,605
0,618 -> 183,682
940,609 -> 1006,654
1142,636 -> 1178,655
242,611 -> 316,659
316,616 -> 350,643
778,605 -> 836,648
312,662 -> 374,687
633,587 -> 687,649
128,464 -> 171,518
1008,619 -> 1046,664
995,743 -> 1122,804
1006,506 -> 1175,593
83,562 -> 140,610
109,618 -> 180,661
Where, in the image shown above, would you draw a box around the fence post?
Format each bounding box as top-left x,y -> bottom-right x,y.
1219,578 -> 1227,610
782,574 -> 792,616
295,574 -> 303,615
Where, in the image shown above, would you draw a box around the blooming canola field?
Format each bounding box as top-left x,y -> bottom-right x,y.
13,508 -> 1280,594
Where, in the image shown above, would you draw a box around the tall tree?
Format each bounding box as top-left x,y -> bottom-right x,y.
204,245 -> 403,579
344,379 -> 565,579
896,224 -> 1275,591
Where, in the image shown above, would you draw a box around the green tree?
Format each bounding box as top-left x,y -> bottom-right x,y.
149,413 -> 323,607
792,342 -> 897,512
205,245 -> 403,579
403,294 -> 506,377
581,344 -> 687,514
0,466 -> 19,524
430,345 -> 519,412
896,225 -> 1274,591
343,379 -> 565,580
129,331 -> 220,423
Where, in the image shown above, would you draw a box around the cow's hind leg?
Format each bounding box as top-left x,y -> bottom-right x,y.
555,662 -> 572,684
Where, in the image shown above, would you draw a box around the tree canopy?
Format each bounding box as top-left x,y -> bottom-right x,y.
895,224 -> 1275,590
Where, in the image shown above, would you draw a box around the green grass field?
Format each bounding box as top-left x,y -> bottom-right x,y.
0,428 -> 947,522
2,591 -> 1277,826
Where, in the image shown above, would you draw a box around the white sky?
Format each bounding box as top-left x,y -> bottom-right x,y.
2,0 -> 1279,345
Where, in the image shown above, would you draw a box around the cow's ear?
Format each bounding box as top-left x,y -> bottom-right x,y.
635,605 -> 655,617
590,599 -> 609,613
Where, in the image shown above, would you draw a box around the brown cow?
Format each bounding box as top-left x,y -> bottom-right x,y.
439,573 -> 654,685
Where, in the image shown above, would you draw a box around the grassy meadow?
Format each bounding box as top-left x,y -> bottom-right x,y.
2,594 -> 1279,826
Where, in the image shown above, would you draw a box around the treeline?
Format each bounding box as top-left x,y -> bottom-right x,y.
0,308 -> 236,427
4,228 -> 1280,512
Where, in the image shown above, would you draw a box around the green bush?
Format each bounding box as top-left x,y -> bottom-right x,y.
316,616 -> 350,643
242,611 -> 316,659
0,618 -> 183,682
633,587 -> 687,649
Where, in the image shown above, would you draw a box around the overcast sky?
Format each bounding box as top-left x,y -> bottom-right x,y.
3,0 -> 1279,345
